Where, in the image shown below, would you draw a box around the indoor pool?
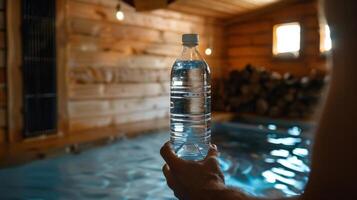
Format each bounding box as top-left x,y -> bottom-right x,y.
0,119 -> 313,200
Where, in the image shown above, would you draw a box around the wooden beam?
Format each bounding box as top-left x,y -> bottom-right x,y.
6,0 -> 23,143
57,0 -> 70,137
226,0 -> 312,25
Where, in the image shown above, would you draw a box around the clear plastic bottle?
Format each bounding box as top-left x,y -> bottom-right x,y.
170,34 -> 211,161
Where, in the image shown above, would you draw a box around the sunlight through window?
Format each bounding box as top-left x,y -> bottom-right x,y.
273,22 -> 301,57
320,24 -> 332,53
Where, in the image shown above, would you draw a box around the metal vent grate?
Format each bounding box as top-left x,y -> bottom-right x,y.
22,0 -> 57,137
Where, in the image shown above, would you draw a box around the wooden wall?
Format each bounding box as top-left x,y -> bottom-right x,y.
66,0 -> 224,132
0,0 -> 5,143
225,0 -> 326,77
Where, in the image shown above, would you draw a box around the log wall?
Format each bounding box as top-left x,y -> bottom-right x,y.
66,0 -> 224,132
0,0 -> 5,143
225,0 -> 326,77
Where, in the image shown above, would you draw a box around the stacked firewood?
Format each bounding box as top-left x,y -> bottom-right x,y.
216,65 -> 327,118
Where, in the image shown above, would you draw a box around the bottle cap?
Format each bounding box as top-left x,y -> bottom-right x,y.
182,34 -> 199,45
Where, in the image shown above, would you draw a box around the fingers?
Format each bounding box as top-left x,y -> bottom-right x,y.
205,144 -> 219,159
162,164 -> 185,199
160,141 -> 183,169
162,164 -> 176,189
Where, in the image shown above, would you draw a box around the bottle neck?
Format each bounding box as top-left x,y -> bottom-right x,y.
178,45 -> 202,61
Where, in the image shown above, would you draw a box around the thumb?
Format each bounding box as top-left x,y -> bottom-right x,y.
205,144 -> 219,159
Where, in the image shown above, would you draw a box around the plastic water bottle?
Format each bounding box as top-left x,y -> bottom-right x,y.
170,34 -> 211,161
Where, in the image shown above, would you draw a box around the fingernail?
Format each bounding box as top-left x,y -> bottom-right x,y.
210,144 -> 217,150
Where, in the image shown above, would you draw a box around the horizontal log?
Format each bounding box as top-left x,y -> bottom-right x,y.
69,82 -> 170,100
69,95 -> 169,118
68,49 -> 175,69
69,115 -> 112,132
227,32 -> 272,47
69,18 -> 162,43
228,46 -> 271,57
69,17 -> 223,48
113,108 -> 169,125
228,21 -> 271,35
68,0 -> 223,35
228,58 -> 272,69
69,108 -> 168,132
69,67 -> 170,84
69,34 -> 182,57
264,2 -> 317,21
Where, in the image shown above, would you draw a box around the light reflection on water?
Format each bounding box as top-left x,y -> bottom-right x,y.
0,123 -> 312,200
215,122 -> 312,198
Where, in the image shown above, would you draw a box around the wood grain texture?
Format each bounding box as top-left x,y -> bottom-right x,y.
65,0 -> 223,134
69,83 -> 169,100
6,0 -> 23,142
225,0 -> 326,77
169,0 -> 281,19
69,96 -> 168,118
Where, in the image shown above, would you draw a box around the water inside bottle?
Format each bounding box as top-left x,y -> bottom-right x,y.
170,60 -> 211,161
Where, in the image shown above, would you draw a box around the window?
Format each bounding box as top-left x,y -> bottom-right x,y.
22,0 -> 57,137
320,24 -> 332,53
273,22 -> 301,57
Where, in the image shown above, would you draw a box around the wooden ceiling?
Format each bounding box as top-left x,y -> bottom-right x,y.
168,0 -> 282,18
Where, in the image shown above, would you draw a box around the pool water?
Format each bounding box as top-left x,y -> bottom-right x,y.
0,121 -> 312,200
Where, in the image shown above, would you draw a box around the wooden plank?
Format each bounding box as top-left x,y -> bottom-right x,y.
57,0 -> 70,135
68,49 -> 175,69
0,11 -> 4,30
73,0 -> 221,24
68,16 -> 224,47
73,0 -> 118,7
0,84 -> 6,107
303,15 -> 319,29
228,46 -> 271,57
69,82 -> 169,100
69,18 -> 162,43
69,108 -> 168,132
69,67 -> 170,84
228,32 -> 272,47
226,0 -> 312,25
68,1 -> 215,34
0,128 -> 5,144
0,108 -> 5,127
0,31 -> 4,48
168,3 -> 230,18
104,83 -> 169,98
69,34 -> 182,57
0,67 -> 4,83
68,95 -> 169,118
228,21 -> 271,35
69,115 -> 112,132
176,0 -> 240,15
7,0 -> 23,142
0,49 -> 4,67
227,58 -> 272,70
113,108 -> 169,125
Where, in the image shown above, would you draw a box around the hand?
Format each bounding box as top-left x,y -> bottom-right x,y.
160,141 -> 226,200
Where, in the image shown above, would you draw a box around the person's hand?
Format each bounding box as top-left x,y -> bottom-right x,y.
160,141 -> 226,200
